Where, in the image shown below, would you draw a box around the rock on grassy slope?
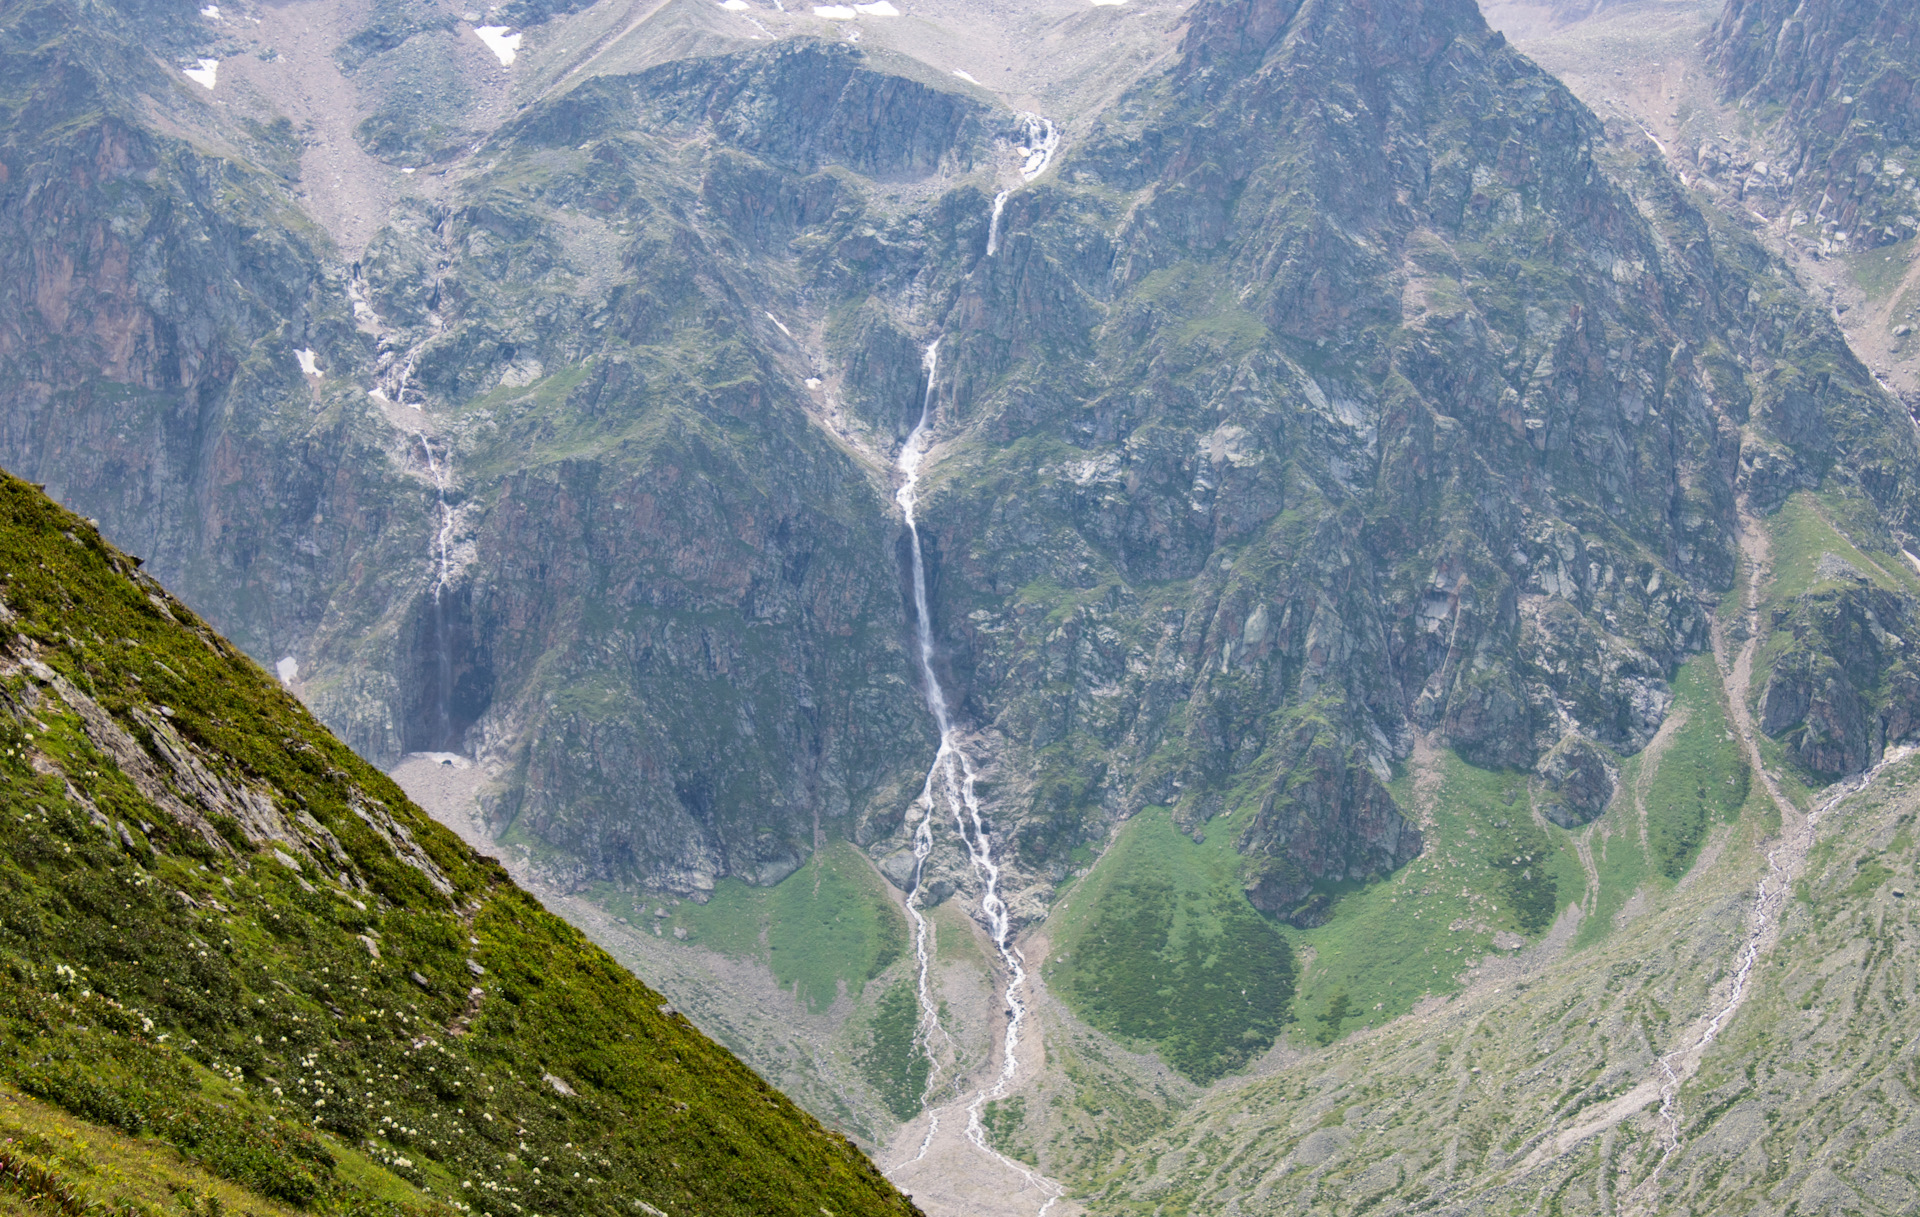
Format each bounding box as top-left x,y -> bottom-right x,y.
0,472 -> 920,1217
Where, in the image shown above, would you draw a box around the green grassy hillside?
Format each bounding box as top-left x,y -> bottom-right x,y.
0,474 -> 920,1217
1046,809 -> 1296,1084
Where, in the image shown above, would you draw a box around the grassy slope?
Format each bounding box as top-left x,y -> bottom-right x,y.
1083,501 -> 1920,1214
0,475 -> 919,1217
1045,808 -> 1295,1085
645,843 -> 909,1015
595,842 -> 934,1123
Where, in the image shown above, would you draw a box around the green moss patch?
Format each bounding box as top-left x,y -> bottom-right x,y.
665,843 -> 907,1013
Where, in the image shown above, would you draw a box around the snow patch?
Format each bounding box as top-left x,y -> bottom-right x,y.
952,69 -> 980,84
813,5 -> 857,17
294,349 -> 320,376
854,1 -> 900,13
718,0 -> 751,8
473,26 -> 521,65
1089,0 -> 1127,6
275,656 -> 299,685
764,311 -> 794,338
200,4 -> 220,16
182,59 -> 218,89
401,166 -> 417,174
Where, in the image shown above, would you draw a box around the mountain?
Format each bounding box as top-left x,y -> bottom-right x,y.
7,0 -> 1920,1210
0,471 -> 919,1215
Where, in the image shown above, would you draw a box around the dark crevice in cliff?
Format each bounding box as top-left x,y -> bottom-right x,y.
401,582 -> 492,755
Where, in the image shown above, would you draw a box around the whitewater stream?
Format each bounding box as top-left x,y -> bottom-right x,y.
890,341 -> 1064,1215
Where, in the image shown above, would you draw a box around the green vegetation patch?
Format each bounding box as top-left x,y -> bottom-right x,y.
1282,753 -> 1582,1045
1643,655 -> 1751,880
1047,809 -> 1295,1084
1845,235 -> 1916,302
1765,492 -> 1915,602
667,843 -> 907,1013
855,982 -> 929,1123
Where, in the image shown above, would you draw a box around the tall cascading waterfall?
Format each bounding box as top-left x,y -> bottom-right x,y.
986,191 -> 1010,257
893,341 -> 1062,1213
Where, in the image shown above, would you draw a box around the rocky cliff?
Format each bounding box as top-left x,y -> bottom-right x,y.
1710,0 -> 1920,254
8,0 -> 1920,922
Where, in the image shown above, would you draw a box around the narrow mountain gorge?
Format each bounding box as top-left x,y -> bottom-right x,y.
4,0 -> 1920,1211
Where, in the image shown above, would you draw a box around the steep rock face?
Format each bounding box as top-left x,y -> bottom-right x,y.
834,0 -> 1918,921
1758,553 -> 1920,777
1710,0 -> 1920,252
0,0 -> 439,746
323,44 -> 975,894
7,0 -> 1920,941
0,8 -> 935,900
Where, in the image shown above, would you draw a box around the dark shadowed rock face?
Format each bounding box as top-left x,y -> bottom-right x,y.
1710,0 -> 1920,251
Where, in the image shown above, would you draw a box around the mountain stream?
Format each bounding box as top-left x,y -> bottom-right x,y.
889,341 -> 1065,1215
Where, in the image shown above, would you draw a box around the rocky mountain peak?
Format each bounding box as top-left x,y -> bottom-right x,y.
1177,0 -> 1495,82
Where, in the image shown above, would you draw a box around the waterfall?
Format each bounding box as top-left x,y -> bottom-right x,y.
420,434 -> 460,752
986,115 -> 1057,258
1017,114 -> 1058,181
893,340 -> 1063,1213
986,191 -> 1010,257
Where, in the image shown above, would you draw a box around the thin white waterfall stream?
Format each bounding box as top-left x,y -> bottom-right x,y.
986,191 -> 1010,257
419,435 -> 455,599
893,341 -> 1063,1214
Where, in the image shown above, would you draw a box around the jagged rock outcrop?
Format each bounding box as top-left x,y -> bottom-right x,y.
1759,552 -> 1920,776
1710,0 -> 1920,252
1534,733 -> 1619,828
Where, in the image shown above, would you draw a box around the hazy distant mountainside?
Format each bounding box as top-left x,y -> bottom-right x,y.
1709,0 -> 1919,253
0,471 -> 920,1215
8,0 -> 1920,1206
